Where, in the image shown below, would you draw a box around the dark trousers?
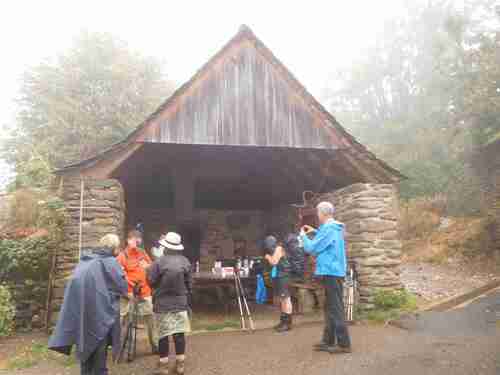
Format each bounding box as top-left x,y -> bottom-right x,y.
321,276 -> 351,348
81,334 -> 110,375
159,333 -> 186,358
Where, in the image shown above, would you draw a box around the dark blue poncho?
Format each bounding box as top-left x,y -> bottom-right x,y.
48,249 -> 127,362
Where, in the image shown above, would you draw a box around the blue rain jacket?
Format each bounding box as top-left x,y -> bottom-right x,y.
48,249 -> 127,362
301,220 -> 347,277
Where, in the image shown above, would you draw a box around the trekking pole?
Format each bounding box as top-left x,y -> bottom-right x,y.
117,307 -> 134,363
129,300 -> 138,362
234,272 -> 246,330
236,272 -> 255,332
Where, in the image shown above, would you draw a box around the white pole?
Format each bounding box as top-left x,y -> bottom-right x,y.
78,178 -> 84,259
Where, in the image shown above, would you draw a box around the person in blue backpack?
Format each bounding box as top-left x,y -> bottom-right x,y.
301,201 -> 352,354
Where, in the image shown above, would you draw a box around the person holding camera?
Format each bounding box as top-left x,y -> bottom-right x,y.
49,234 -> 127,375
147,232 -> 192,375
301,201 -> 352,354
264,235 -> 293,332
117,229 -> 158,354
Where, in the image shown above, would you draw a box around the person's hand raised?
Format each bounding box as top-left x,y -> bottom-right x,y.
301,225 -> 316,234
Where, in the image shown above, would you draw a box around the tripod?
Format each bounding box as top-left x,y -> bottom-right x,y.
117,284 -> 142,363
234,270 -> 255,332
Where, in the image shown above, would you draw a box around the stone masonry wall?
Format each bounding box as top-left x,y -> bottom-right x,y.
128,207 -> 265,271
317,183 -> 403,308
49,178 -> 125,324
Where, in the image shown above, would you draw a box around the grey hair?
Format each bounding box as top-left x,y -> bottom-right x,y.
99,234 -> 120,249
317,201 -> 335,216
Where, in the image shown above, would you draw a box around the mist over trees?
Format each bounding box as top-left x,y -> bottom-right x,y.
324,0 -> 500,213
2,32 -> 174,189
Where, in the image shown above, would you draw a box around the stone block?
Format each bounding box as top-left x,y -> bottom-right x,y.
360,218 -> 397,233
340,209 -> 378,222
381,230 -> 400,240
374,240 -> 402,250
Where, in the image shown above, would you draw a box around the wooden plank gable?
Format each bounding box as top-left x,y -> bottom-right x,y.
140,40 -> 341,149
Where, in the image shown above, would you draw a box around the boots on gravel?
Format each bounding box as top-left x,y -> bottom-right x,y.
276,313 -> 292,332
273,313 -> 286,331
155,360 -> 169,375
176,355 -> 186,374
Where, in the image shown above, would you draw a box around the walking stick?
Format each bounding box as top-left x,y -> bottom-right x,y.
236,272 -> 255,332
234,273 -> 246,330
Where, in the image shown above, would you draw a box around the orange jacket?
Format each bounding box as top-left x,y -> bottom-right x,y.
117,247 -> 152,298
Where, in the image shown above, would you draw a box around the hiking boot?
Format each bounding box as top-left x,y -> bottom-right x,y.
315,344 -> 352,354
329,346 -> 352,354
314,343 -> 336,353
155,361 -> 169,375
276,314 -> 292,332
273,313 -> 286,331
313,341 -> 333,350
176,356 -> 185,375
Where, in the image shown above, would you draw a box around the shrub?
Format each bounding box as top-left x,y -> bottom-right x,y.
0,237 -> 52,285
373,289 -> 417,311
0,285 -> 15,337
400,195 -> 446,240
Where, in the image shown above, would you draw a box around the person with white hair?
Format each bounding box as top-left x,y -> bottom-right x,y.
300,201 -> 352,354
49,234 -> 128,375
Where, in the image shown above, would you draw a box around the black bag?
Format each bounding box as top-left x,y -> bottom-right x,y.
284,233 -> 305,281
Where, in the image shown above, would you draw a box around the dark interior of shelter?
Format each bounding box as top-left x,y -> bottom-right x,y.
111,143 -> 344,264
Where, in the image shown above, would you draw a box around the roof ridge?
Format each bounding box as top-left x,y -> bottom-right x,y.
57,25 -> 403,181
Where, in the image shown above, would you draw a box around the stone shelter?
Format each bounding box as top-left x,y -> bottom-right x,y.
48,25 -> 405,323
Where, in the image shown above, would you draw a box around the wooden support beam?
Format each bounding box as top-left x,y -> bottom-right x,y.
171,167 -> 196,222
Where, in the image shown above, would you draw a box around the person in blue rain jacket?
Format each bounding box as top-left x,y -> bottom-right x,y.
301,201 -> 352,354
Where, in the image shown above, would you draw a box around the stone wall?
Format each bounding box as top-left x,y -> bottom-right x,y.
317,183 -> 403,308
128,207 -> 266,271
199,210 -> 266,270
49,178 -> 125,324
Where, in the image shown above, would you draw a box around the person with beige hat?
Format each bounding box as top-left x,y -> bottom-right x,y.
147,232 -> 192,375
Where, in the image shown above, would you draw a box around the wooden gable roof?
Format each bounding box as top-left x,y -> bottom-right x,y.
58,25 -> 403,183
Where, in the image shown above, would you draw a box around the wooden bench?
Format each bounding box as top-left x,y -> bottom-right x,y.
289,281 -> 324,314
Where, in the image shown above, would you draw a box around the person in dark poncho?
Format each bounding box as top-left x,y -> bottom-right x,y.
48,234 -> 128,375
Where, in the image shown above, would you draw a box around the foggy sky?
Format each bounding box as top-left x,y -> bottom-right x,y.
0,0 -> 414,131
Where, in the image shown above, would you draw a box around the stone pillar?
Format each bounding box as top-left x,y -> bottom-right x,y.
317,183 -> 403,309
49,178 -> 125,325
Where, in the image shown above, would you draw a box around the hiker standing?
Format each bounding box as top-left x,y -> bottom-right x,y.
49,234 -> 127,375
147,232 -> 192,375
117,229 -> 158,354
264,235 -> 293,332
301,201 -> 352,354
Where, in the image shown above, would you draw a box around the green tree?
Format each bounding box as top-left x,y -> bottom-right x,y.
3,31 -> 174,188
324,0 -> 499,210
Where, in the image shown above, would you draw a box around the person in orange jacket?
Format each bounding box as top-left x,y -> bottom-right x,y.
117,229 -> 158,353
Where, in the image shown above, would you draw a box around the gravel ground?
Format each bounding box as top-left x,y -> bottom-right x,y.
2,291 -> 499,375
400,261 -> 498,301
2,261 -> 499,375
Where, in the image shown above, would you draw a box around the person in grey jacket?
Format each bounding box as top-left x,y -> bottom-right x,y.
147,232 -> 192,375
